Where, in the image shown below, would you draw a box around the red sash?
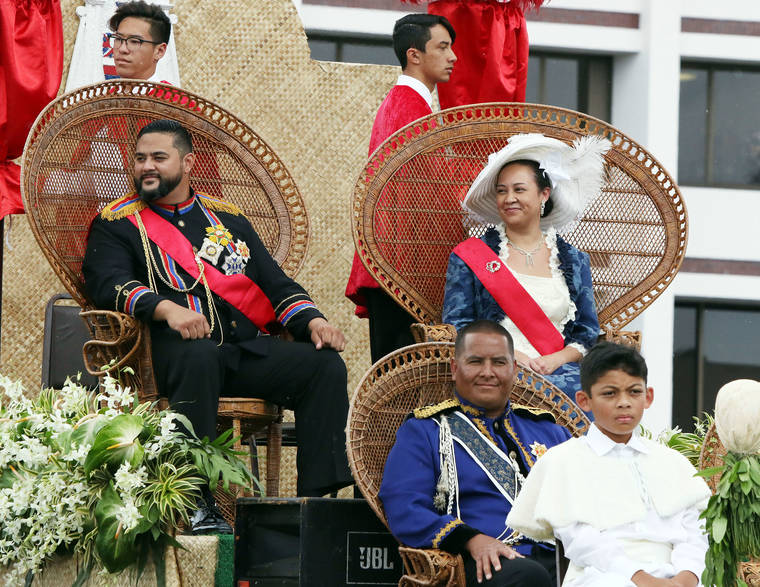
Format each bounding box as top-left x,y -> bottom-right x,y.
128,207 -> 276,332
453,238 -> 565,355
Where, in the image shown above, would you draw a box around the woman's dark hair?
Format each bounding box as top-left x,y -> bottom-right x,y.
109,1 -> 171,44
392,14 -> 456,69
498,159 -> 554,218
580,342 -> 648,394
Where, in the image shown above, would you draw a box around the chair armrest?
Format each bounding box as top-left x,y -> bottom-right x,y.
398,547 -> 465,586
79,309 -> 143,376
601,329 -> 642,350
410,323 -> 457,344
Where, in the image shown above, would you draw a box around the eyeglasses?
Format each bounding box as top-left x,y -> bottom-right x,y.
106,33 -> 163,51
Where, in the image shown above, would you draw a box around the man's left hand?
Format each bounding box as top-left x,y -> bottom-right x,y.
308,317 -> 346,351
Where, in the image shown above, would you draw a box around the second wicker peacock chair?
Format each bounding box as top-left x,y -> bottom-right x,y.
21,80 -> 312,517
347,341 -> 590,586
351,103 -> 688,349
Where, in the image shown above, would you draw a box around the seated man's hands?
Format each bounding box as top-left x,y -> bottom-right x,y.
632,570 -> 698,587
154,300 -> 211,339
308,317 -> 345,351
465,533 -> 523,584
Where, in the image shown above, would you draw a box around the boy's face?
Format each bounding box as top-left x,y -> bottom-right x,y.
575,369 -> 653,444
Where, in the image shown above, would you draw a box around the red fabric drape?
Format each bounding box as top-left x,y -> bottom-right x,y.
0,0 -> 63,218
414,0 -> 542,109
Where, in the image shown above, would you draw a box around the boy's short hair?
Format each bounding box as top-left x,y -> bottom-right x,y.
109,1 -> 172,44
137,119 -> 193,156
580,341 -> 648,393
392,14 -> 456,69
454,320 -> 514,358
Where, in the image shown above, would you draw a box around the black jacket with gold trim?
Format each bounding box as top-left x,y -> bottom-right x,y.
82,190 -> 323,351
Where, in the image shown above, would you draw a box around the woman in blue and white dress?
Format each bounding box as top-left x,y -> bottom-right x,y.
443,134 -> 609,405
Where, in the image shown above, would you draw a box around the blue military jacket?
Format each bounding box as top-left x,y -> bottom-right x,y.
379,394 -> 572,556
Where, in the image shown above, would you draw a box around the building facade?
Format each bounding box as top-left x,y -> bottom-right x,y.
293,0 -> 760,432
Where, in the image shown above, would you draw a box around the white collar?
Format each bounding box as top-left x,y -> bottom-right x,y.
396,74 -> 433,108
146,71 -> 163,83
585,423 -> 649,456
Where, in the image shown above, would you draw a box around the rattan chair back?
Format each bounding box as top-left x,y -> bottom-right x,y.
22,80 -> 309,310
347,342 -> 590,527
351,103 -> 688,335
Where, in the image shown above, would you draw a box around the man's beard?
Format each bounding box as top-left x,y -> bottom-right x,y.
134,171 -> 183,203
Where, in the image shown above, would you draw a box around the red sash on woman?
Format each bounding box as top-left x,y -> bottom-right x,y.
128,207 -> 276,331
453,238 -> 564,355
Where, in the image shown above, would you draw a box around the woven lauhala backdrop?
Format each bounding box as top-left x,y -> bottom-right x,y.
2,0 -> 396,495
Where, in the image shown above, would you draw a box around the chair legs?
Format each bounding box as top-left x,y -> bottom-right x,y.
265,420 -> 282,497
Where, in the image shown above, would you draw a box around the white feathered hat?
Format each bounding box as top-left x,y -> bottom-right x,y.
462,133 -> 611,232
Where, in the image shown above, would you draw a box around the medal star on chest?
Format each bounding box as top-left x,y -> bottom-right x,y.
205,225 -> 233,246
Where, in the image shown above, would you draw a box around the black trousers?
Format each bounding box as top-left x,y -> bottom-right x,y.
365,288 -> 416,364
150,328 -> 353,497
463,546 -> 555,587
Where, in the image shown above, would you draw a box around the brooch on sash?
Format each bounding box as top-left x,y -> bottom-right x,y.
486,260 -> 501,273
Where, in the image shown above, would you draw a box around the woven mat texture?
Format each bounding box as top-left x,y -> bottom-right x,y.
0,535 -> 218,586
3,0 -> 396,497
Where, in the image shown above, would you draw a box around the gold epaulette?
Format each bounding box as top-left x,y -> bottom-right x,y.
414,398 -> 459,419
513,403 -> 557,423
196,192 -> 243,216
100,193 -> 146,221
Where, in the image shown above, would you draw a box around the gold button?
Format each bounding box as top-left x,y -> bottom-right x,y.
178,220 -> 185,227
231,321 -> 237,328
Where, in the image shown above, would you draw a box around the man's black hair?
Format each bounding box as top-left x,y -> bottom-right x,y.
580,341 -> 648,394
137,119 -> 193,156
392,14 -> 455,69
109,1 -> 171,44
498,159 -> 554,218
454,320 -> 514,358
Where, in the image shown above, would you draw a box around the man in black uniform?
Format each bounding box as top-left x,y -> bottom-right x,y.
82,119 -> 353,532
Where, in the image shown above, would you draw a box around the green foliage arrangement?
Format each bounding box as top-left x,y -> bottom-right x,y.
698,453 -> 760,587
698,380 -> 760,587
0,372 -> 254,586
639,413 -> 713,467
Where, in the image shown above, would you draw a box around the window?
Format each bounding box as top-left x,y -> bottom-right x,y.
526,52 -> 612,121
672,301 -> 760,430
679,63 -> 760,188
307,33 -> 397,66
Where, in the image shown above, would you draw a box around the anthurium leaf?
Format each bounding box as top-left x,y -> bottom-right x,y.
85,414 -> 145,474
72,415 -> 107,446
94,483 -> 140,573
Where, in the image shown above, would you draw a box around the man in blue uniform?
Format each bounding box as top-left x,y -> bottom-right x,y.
380,320 -> 571,586
82,120 -> 353,533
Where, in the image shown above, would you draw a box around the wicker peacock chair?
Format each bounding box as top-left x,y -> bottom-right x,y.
347,341 -> 590,586
21,80 -> 312,513
351,103 -> 687,349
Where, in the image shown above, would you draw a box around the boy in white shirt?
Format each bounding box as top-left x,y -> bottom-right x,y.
507,342 -> 711,586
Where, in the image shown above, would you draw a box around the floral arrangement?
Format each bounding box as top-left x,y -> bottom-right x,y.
0,372 -> 254,586
639,413 -> 713,467
698,379 -> 760,587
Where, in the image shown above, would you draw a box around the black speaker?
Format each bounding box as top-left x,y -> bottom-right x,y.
235,497 -> 403,586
